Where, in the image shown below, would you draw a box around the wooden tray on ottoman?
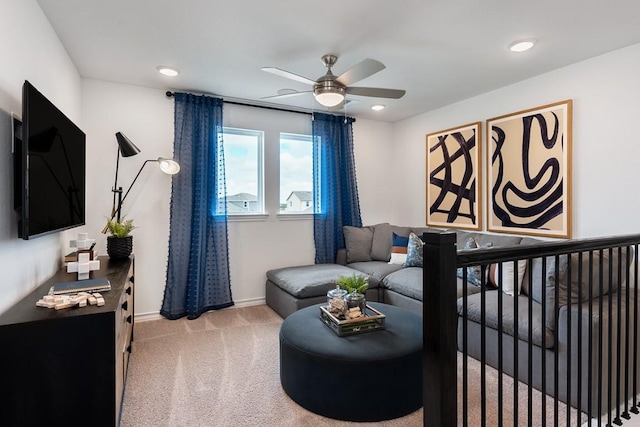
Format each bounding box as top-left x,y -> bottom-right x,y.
319,304 -> 386,337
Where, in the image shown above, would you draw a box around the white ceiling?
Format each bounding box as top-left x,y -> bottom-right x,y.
37,0 -> 640,122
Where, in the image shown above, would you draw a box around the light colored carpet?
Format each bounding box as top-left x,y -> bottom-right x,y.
120,304 -> 585,426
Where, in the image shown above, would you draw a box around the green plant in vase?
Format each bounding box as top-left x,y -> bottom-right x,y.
106,218 -> 136,259
337,274 -> 369,318
106,218 -> 135,237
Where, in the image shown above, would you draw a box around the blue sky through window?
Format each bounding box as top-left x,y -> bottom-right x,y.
280,133 -> 312,211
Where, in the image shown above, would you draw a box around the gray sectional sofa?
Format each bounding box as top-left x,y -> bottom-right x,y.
265,222 -> 526,318
265,222 -> 637,413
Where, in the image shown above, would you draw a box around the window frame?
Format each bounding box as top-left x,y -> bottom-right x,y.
220,127 -> 265,216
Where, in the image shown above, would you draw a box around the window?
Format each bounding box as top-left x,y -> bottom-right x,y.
280,133 -> 313,213
221,127 -> 264,214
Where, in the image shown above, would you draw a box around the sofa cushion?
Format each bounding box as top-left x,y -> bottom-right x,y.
452,230 -> 524,249
347,261 -> 402,287
390,225 -> 412,238
458,291 -> 554,348
455,278 -> 484,299
382,267 -> 424,301
384,268 -> 484,302
562,247 -> 630,302
266,264 -> 365,298
411,227 -> 441,237
343,225 -> 373,263
520,255 -> 569,331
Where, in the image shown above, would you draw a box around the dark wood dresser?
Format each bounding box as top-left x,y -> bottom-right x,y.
0,255 -> 134,427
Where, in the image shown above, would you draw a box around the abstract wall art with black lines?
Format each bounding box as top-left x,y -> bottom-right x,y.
426,122 -> 482,230
487,100 -> 572,238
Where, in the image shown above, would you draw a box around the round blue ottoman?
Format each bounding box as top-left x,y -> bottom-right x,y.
279,302 -> 422,421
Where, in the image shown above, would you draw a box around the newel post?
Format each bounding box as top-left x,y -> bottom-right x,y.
422,231 -> 457,427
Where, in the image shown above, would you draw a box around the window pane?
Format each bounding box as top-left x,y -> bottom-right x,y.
222,128 -> 263,214
280,133 -> 313,213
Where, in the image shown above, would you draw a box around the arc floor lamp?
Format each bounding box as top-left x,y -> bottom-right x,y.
102,131 -> 180,232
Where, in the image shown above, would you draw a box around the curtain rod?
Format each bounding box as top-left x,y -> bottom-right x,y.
165,91 -> 311,116
165,91 -> 355,122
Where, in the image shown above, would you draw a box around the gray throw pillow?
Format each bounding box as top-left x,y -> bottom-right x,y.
371,223 -> 392,261
563,247 -> 629,304
523,255 -> 569,331
343,226 -> 373,263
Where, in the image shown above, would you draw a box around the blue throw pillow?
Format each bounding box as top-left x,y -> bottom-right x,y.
389,233 -> 410,265
404,233 -> 424,267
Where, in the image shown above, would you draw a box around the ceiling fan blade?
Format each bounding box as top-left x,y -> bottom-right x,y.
261,67 -> 316,85
335,59 -> 385,86
261,90 -> 312,100
346,86 -> 406,99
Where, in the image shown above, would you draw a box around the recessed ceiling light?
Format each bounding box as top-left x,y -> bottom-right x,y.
156,66 -> 180,77
371,104 -> 385,111
508,39 -> 537,53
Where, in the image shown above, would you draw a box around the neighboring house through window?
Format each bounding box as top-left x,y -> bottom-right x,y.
284,191 -> 313,212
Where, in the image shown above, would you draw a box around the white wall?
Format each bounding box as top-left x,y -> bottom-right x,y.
0,0 -> 82,314
353,118 -> 397,226
80,79 -> 174,316
392,42 -> 640,238
78,91 -> 396,316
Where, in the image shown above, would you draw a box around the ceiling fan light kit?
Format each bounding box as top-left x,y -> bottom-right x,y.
262,54 -> 406,109
314,86 -> 346,107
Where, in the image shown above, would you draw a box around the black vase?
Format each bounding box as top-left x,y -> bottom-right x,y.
107,236 -> 133,259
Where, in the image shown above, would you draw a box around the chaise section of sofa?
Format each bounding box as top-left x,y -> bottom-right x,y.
265,263 -> 382,318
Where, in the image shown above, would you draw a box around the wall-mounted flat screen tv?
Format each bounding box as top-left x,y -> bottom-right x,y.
14,80 -> 86,239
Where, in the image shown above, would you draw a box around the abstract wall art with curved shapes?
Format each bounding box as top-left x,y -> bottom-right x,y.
426,122 -> 482,230
487,100 -> 572,238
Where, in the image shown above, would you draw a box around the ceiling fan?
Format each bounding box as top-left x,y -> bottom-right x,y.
262,54 -> 406,108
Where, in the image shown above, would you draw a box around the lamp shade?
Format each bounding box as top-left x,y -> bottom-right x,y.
115,132 -> 141,157
158,157 -> 180,175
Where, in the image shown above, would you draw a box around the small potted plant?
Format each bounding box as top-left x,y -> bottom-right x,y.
106,218 -> 135,259
336,273 -> 369,317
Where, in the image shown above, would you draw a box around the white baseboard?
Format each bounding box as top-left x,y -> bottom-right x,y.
134,297 -> 267,323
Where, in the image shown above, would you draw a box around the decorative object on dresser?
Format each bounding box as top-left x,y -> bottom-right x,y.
0,255 -> 134,427
67,250 -> 100,279
106,217 -> 136,259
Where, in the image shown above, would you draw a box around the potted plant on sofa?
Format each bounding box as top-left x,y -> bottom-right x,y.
106,218 -> 135,259
337,274 -> 369,317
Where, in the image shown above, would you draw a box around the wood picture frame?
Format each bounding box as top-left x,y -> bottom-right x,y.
486,100 -> 572,238
426,122 -> 482,230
